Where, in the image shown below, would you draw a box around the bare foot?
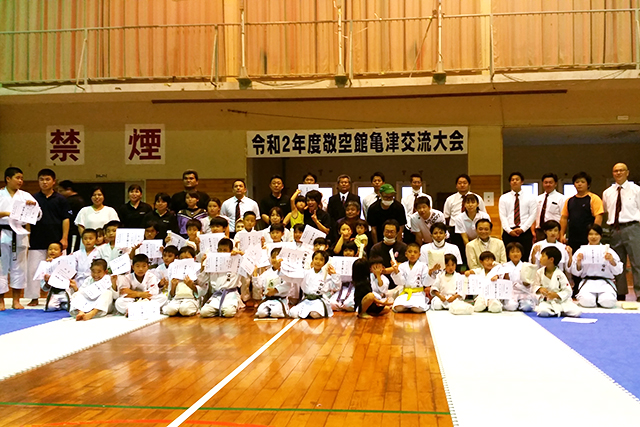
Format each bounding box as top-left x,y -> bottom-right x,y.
83,309 -> 98,321
76,312 -> 86,321
0,299 -> 5,311
27,299 -> 39,306
12,300 -> 24,309
358,313 -> 372,319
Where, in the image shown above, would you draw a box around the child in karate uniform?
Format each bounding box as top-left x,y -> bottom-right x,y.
534,246 -> 581,318
391,243 -> 430,313
419,222 -> 463,287
530,220 -> 572,273
369,256 -> 390,301
330,242 -> 358,312
152,245 -> 178,297
115,254 -> 168,315
41,242 -> 73,311
162,246 -> 201,317
430,254 -> 474,315
200,238 -> 243,318
354,258 -> 393,318
571,224 -> 622,309
492,242 -> 537,312
254,247 -> 291,318
73,229 -> 100,289
466,251 -> 502,313
69,259 -> 116,321
290,250 -> 340,319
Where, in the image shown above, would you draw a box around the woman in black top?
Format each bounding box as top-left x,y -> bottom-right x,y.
118,184 -> 153,228
143,192 -> 179,240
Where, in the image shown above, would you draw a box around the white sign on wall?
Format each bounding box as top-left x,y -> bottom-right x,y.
247,127 -> 468,158
125,124 -> 165,165
46,125 -> 85,165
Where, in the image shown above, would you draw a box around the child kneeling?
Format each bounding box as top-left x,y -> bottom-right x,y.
254,247 -> 291,318
534,246 -> 581,318
430,254 -> 473,315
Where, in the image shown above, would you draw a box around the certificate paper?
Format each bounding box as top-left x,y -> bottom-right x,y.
115,228 -> 145,249
10,200 -> 40,225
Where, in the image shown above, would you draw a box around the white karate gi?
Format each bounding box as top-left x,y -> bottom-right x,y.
115,272 -> 167,315
493,261 -> 537,312
201,270 -> 242,318
73,248 -> 100,288
161,264 -> 201,317
533,267 -> 581,317
430,271 -> 473,315
370,272 -> 389,300
40,258 -> 72,311
531,240 -> 571,272
391,261 -> 430,313
571,244 -> 623,309
419,242 -> 463,287
69,275 -> 115,318
470,266 -> 504,313
254,268 -> 291,318
96,243 -> 126,263
0,188 -> 41,294
290,268 -> 340,319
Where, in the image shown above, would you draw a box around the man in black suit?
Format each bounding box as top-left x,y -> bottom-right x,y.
327,174 -> 361,224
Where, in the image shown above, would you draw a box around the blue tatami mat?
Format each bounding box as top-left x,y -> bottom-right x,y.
0,309 -> 69,336
527,312 -> 640,400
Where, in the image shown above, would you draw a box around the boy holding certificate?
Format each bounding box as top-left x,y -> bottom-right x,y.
431,254 -> 473,315
253,247 -> 291,318
69,259 -> 116,321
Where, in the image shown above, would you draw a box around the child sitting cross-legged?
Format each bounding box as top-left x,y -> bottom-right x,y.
430,254 -> 474,315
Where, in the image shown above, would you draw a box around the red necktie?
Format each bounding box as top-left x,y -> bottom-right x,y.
514,193 -> 520,227
614,186 -> 622,229
540,193 -> 548,225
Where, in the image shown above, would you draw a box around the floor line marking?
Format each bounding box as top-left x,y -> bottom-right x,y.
167,318 -> 300,427
0,401 -> 450,415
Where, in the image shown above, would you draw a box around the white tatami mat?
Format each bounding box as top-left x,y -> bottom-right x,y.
0,314 -> 166,381
427,311 -> 640,427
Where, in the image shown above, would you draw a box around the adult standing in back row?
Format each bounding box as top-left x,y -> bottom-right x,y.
26,169 -> 71,306
499,172 -> 537,260
602,163 -> 640,301
221,179 -> 260,234
171,169 -> 210,212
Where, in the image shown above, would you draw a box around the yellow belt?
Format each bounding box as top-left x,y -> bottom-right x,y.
401,287 -> 424,299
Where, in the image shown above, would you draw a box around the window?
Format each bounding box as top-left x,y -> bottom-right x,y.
521,182 -> 538,197
563,183 -> 578,198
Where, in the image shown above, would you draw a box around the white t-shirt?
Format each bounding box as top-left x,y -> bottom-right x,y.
453,211 -> 491,240
75,206 -> 120,230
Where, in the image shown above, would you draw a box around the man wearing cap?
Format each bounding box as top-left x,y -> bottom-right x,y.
367,184 -> 407,244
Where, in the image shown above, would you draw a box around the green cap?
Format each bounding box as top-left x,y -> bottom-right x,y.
379,184 -> 396,194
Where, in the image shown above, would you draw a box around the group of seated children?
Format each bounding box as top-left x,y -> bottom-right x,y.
38,212 -> 622,321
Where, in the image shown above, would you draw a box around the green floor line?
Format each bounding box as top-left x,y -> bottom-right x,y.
0,401 -> 450,416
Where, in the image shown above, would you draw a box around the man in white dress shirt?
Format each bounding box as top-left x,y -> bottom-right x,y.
443,174 -> 487,226
602,163 -> 640,301
534,173 -> 566,242
220,179 -> 260,235
499,172 -> 537,260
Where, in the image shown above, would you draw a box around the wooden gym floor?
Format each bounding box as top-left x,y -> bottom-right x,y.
0,310 -> 452,427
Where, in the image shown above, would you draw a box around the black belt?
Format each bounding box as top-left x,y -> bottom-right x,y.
580,276 -> 616,291
0,224 -> 17,257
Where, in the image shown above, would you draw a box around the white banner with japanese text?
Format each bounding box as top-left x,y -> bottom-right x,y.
125,124 -> 165,165
46,125 -> 85,165
247,127 -> 467,158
